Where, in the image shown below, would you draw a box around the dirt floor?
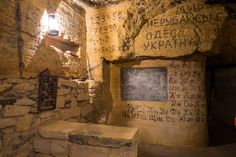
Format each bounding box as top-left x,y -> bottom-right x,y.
139,119 -> 236,157
138,143 -> 236,157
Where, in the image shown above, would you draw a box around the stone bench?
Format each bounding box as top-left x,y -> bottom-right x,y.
33,120 -> 138,157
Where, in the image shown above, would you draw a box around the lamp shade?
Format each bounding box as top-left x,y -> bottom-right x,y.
48,14 -> 59,36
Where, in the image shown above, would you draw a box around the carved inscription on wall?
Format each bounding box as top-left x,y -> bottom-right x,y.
134,2 -> 227,57
122,60 -> 206,123
120,67 -> 167,101
86,3 -> 130,56
38,70 -> 58,112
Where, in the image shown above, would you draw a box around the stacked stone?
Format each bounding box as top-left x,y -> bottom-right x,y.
33,120 -> 138,157
0,78 -> 92,156
87,80 -> 112,123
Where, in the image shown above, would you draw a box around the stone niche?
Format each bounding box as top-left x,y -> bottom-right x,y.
109,55 -> 208,147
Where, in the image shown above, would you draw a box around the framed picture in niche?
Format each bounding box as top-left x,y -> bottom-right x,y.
38,69 -> 58,112
120,67 -> 168,101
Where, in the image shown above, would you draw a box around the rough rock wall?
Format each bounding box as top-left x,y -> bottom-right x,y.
87,80 -> 113,123
0,78 -> 91,156
0,0 -> 87,78
83,0 -> 230,147
0,0 -> 102,156
86,0 -> 227,64
109,55 -> 208,147
207,4 -> 236,65
210,67 -> 236,127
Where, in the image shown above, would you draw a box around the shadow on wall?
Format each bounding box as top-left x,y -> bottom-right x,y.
206,67 -> 236,146
25,35 -> 84,79
25,38 -> 64,77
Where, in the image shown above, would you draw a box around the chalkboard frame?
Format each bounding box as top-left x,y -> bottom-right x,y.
120,67 -> 168,102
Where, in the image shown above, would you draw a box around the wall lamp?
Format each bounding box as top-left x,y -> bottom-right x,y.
47,13 -> 59,36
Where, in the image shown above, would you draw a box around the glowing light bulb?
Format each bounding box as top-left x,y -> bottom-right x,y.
48,14 -> 59,36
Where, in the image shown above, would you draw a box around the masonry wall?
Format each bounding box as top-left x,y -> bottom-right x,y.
0,0 -> 99,156
84,0 -> 228,147
108,55 -> 208,147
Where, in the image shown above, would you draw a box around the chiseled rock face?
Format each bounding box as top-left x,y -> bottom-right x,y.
132,0 -> 228,58
0,0 -> 87,78
35,120 -> 138,157
86,0 -> 228,62
0,0 -> 19,77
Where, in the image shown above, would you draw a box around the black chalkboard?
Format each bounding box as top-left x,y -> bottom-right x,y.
120,67 -> 168,101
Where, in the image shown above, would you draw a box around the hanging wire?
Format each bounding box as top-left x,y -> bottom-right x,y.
15,0 -> 24,78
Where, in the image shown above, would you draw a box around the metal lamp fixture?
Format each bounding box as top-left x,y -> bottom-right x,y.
47,13 -> 59,36
47,0 -> 59,36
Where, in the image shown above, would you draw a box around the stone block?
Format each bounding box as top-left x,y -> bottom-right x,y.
56,96 -> 65,108
57,87 -> 71,96
70,144 -> 109,157
61,106 -> 81,120
77,92 -> 89,101
15,142 -> 32,157
37,121 -> 138,157
0,118 -> 16,129
69,143 -> 138,157
51,140 -> 69,156
59,79 -> 78,88
38,121 -> 83,140
13,82 -> 36,92
2,127 -> 14,134
3,133 -> 16,148
3,105 -> 31,117
69,98 -> 78,108
0,82 -> 12,93
80,105 -> 93,116
39,111 -> 57,119
15,97 -> 36,106
35,153 -> 54,157
77,81 -> 88,90
0,139 -> 2,152
33,137 -> 51,154
16,114 -> 33,132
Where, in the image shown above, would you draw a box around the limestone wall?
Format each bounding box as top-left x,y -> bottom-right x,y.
0,77 -> 93,156
0,0 -> 87,78
109,55 -> 208,147
84,0 -> 229,147
86,0 -> 227,63
0,1 -> 93,156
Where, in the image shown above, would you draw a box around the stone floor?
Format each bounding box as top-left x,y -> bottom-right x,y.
138,143 -> 236,157
139,119 -> 236,157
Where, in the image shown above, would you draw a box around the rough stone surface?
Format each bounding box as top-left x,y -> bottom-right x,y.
0,77 -> 97,156
109,55 -> 208,147
3,106 -> 31,117
15,142 -> 33,157
38,121 -> 138,146
0,118 -> 16,129
87,80 -> 113,123
70,143 -> 138,157
51,140 -> 69,156
33,137 -> 51,154
15,98 -> 36,106
16,114 -> 33,132
86,0 -> 228,62
34,120 -> 138,157
0,0 -> 87,78
0,0 -> 234,156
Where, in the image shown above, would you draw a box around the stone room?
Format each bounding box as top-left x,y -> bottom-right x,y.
0,0 -> 236,157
